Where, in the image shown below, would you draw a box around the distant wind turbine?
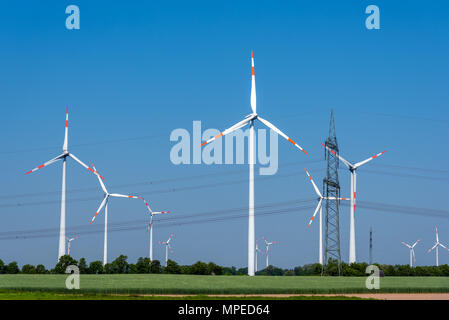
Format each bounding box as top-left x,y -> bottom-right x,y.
145,201 -> 169,261
67,235 -> 79,256
427,227 -> 449,266
89,163 -> 146,266
159,233 -> 174,266
322,144 -> 386,263
304,168 -> 348,264
401,239 -> 420,267
262,236 -> 277,268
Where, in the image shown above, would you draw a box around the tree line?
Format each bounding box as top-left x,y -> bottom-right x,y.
1,256 -> 449,276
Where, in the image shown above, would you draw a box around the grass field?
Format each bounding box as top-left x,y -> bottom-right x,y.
0,274 -> 448,295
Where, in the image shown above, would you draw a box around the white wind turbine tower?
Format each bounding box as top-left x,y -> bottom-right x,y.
255,239 -> 264,272
427,227 -> 449,267
401,239 -> 420,267
201,51 -> 308,276
262,236 -> 277,268
25,107 -> 101,261
89,163 -> 146,266
67,235 -> 79,256
159,233 -> 174,266
145,202 -> 170,261
304,169 -> 349,264
322,144 -> 386,264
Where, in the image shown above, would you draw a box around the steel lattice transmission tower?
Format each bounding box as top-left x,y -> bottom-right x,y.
323,109 -> 342,274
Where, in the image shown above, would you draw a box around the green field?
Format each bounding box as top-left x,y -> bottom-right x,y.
0,274 -> 448,295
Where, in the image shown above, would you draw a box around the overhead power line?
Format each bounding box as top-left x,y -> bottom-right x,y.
1,199 -> 448,241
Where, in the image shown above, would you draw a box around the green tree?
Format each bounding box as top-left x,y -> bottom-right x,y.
236,267 -> 248,275
0,259 -> 5,274
5,262 -> 19,274
136,257 -> 151,273
89,261 -> 104,274
191,261 -> 208,275
284,270 -> 295,276
149,260 -> 162,274
78,258 -> 88,274
164,259 -> 182,274
181,265 -> 192,274
128,263 -> 138,274
21,264 -> 36,274
110,255 -> 129,274
35,264 -> 47,274
54,255 -> 78,274
206,262 -> 223,275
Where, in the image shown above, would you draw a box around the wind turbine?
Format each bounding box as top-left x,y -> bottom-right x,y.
159,233 -> 174,266
67,235 -> 79,256
262,236 -> 277,268
322,143 -> 386,264
304,169 -> 349,264
145,201 -> 170,261
401,239 -> 420,267
255,239 -> 264,272
201,51 -> 308,276
89,163 -> 145,266
427,227 -> 449,267
25,107 -> 101,261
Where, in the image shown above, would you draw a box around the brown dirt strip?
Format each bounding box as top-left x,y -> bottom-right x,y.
144,293 -> 449,300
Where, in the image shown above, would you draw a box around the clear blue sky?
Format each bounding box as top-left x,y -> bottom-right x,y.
0,1 -> 449,269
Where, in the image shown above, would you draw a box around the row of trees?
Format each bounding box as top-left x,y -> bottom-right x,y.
1,256 -> 449,276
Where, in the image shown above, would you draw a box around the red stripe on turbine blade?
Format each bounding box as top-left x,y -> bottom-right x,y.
38,164 -> 45,169
252,66 -> 255,75
200,141 -> 207,147
25,170 -> 32,175
302,149 -> 309,156
65,120 -> 68,128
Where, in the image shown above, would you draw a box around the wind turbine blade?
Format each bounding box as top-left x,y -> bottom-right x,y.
109,193 -> 140,199
412,239 -> 421,248
168,244 -> 173,254
90,163 -> 108,193
201,117 -> 252,147
63,106 -> 69,151
307,198 -> 322,229
304,168 -> 322,197
439,243 -> 449,251
69,153 -> 104,179
250,50 -> 256,114
436,226 -> 439,243
427,243 -> 438,253
321,143 -> 352,168
258,117 -> 308,155
153,211 -> 170,214
141,198 -> 154,214
90,196 -> 108,224
354,151 -> 386,168
401,242 -> 411,249
147,215 -> 154,233
25,154 -> 64,174
167,233 -> 174,243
